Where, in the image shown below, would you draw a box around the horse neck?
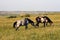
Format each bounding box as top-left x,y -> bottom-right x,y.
27,19 -> 34,23
27,19 -> 34,26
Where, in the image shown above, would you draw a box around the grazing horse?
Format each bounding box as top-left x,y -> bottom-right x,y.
13,18 -> 35,30
36,16 -> 53,27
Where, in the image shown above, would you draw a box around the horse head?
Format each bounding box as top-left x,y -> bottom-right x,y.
25,18 -> 36,27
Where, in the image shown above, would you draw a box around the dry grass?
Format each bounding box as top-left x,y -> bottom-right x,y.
0,13 -> 60,40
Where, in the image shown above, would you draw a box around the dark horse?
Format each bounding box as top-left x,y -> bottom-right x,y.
36,16 -> 53,27
13,18 -> 35,30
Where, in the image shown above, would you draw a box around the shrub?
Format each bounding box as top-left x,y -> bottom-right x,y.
8,16 -> 17,18
25,14 -> 30,17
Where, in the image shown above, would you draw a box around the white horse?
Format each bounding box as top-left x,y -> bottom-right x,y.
13,18 -> 35,30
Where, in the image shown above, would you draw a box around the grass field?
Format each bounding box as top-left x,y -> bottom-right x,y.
0,13 -> 60,40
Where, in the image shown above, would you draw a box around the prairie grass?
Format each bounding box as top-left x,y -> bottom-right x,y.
0,13 -> 60,40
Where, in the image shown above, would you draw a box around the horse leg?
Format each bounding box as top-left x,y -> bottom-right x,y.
25,24 -> 28,29
46,22 -> 48,26
44,22 -> 46,27
50,22 -> 53,26
36,22 -> 39,27
13,22 -> 19,31
16,27 -> 19,31
16,24 -> 22,31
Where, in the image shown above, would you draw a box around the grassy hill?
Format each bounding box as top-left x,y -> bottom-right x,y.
0,12 -> 60,40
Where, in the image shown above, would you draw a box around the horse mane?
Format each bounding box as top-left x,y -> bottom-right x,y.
25,18 -> 34,23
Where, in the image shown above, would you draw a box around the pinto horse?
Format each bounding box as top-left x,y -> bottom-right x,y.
36,16 -> 53,27
13,18 -> 35,30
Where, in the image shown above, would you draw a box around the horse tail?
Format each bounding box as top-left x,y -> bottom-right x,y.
13,21 -> 17,28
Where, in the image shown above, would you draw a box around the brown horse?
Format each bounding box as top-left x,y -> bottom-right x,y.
36,16 -> 53,27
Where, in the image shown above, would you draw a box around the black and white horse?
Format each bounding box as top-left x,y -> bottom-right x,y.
36,16 -> 53,27
13,18 -> 35,30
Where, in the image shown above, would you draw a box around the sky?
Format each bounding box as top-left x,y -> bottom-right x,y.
0,0 -> 60,11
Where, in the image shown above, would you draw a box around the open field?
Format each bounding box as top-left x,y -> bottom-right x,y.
0,13 -> 60,40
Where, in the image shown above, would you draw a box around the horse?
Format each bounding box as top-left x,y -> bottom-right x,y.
36,16 -> 53,27
13,18 -> 35,31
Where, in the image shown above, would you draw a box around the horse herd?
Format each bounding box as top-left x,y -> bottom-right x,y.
13,16 -> 53,31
